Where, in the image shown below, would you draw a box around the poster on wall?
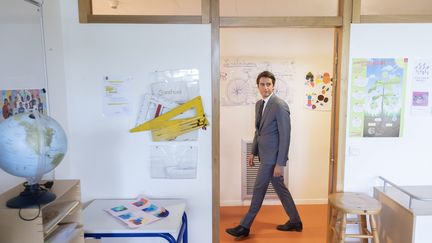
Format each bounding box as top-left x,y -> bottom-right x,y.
1,88 -> 47,121
411,91 -> 430,115
220,57 -> 295,106
349,58 -> 408,137
304,72 -> 332,111
411,58 -> 432,115
102,76 -> 131,117
412,58 -> 432,84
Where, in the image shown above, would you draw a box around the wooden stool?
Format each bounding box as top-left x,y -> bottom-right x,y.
328,192 -> 382,243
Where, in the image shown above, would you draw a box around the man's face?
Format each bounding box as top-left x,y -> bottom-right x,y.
257,77 -> 274,99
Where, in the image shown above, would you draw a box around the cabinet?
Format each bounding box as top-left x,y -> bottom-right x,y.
0,179 -> 84,243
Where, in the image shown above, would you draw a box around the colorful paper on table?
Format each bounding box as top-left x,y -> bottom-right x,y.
105,197 -> 170,228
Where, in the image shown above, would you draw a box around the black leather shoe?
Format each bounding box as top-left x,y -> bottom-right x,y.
276,220 -> 303,232
226,225 -> 250,238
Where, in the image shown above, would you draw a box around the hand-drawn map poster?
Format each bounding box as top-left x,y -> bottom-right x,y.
349,58 -> 408,137
220,57 -> 295,106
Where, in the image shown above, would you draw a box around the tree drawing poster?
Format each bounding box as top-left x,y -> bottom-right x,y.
349,58 -> 408,137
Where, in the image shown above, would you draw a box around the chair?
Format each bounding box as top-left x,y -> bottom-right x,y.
328,192 -> 382,243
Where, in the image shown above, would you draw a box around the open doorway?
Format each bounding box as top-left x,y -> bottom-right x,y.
219,27 -> 335,242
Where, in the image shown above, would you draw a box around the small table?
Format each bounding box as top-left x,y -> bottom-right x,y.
83,199 -> 187,243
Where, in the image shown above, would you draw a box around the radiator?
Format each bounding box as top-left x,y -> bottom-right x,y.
241,139 -> 279,200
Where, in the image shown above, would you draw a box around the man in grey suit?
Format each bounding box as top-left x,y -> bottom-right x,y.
226,71 -> 302,238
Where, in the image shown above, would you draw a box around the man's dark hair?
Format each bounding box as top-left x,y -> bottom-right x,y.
256,71 -> 276,86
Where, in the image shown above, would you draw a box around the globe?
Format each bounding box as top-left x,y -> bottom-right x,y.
0,112 -> 67,208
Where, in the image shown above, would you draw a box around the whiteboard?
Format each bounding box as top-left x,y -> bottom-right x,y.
0,0 -> 46,90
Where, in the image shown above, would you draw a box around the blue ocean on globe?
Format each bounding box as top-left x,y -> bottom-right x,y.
0,112 -> 67,184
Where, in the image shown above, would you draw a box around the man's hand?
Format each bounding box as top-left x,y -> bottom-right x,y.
248,154 -> 255,167
273,164 -> 283,177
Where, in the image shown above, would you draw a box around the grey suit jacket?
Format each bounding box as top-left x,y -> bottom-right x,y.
251,94 -> 291,166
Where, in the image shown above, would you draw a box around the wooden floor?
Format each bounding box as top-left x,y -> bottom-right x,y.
220,204 -> 328,243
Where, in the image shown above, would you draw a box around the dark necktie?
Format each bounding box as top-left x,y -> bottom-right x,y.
256,100 -> 265,129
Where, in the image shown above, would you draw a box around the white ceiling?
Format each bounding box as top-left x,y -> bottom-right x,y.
92,0 -> 432,16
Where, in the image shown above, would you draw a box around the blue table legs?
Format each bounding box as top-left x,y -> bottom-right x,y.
177,213 -> 188,243
84,212 -> 188,243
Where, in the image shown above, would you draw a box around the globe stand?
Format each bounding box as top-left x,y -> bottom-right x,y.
6,183 -> 56,208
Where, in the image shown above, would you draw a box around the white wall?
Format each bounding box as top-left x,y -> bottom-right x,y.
43,0 -> 70,179
57,1 -> 212,242
345,24 -> 432,194
220,28 -> 333,205
0,0 -> 45,90
414,216 -> 432,243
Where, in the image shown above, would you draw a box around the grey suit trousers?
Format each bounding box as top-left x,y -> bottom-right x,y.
240,162 -> 301,229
